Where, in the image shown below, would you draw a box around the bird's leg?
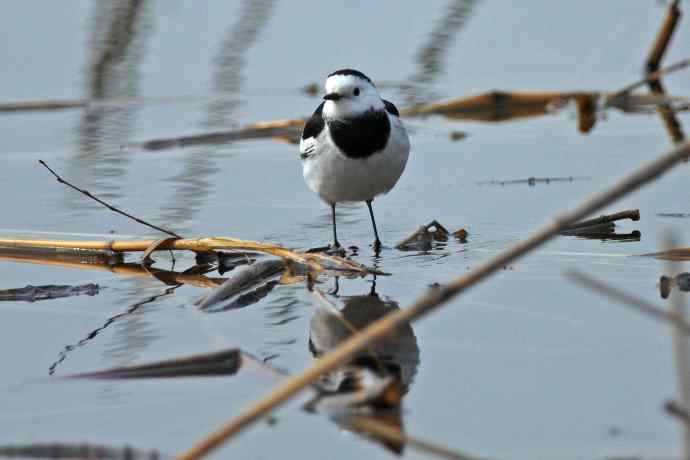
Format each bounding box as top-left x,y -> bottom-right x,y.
331,202 -> 341,249
366,200 -> 382,253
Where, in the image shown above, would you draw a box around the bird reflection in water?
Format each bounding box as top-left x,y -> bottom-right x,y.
305,281 -> 420,454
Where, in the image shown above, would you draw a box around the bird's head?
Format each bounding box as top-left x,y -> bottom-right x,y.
322,69 -> 383,119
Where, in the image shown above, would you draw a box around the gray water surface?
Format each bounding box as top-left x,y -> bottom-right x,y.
1,1 -> 690,459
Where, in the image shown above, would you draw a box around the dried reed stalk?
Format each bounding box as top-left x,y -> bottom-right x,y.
564,209 -> 639,231
646,0 -> 681,73
0,237 -> 376,276
176,142 -> 690,460
646,0 -> 685,144
639,248 -> 690,261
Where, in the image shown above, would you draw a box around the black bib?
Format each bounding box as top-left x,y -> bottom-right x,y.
327,109 -> 391,159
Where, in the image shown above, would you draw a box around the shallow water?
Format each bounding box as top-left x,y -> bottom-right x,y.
1,1 -> 690,459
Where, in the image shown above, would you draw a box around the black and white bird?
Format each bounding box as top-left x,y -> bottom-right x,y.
299,69 -> 410,252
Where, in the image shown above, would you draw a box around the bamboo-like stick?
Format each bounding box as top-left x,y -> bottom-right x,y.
645,0 -> 685,144
646,0 -> 681,73
176,142 -> 690,460
0,237 -> 376,275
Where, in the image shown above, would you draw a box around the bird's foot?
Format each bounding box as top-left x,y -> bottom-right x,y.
306,242 -> 346,257
328,242 -> 346,257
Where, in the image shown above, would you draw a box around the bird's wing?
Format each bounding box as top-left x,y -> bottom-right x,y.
300,102 -> 326,159
382,99 -> 400,117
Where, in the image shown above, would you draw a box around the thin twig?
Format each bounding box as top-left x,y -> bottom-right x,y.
566,270 -> 690,334
175,142 -> 690,460
608,57 -> 690,102
38,160 -> 182,238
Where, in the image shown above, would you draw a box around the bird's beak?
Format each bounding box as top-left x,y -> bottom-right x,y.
323,93 -> 342,101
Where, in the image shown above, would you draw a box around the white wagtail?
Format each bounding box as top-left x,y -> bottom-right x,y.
300,69 -> 410,252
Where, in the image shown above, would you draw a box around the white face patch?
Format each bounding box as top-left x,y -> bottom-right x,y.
322,74 -> 384,120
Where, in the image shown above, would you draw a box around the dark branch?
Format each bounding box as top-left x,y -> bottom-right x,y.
38,160 -> 182,239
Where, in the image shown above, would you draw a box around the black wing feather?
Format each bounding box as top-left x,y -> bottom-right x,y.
301,101 -> 325,140
383,99 -> 400,117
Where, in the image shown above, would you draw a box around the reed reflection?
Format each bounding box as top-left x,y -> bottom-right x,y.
157,0 -> 276,234
404,0 -> 479,104
70,0 -> 151,209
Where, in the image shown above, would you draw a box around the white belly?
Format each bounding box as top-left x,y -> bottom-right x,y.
301,116 -> 410,204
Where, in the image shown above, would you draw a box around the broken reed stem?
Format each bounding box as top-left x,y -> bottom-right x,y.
0,237 -> 375,275
344,416 -> 483,460
646,0 -> 681,74
666,233 -> 690,460
176,142 -> 690,460
566,270 -> 690,334
646,0 -> 685,145
565,209 -> 639,230
38,160 -> 182,239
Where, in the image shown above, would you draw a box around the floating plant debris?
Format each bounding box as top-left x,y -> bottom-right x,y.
0,443 -> 161,460
477,176 -> 591,187
0,283 -> 99,302
452,228 -> 468,243
395,220 -> 452,251
560,209 -> 640,240
660,273 -> 690,299
67,348 -> 242,379
128,88 -> 690,153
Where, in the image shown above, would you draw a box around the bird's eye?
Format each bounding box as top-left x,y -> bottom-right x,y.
353,87 -> 360,96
